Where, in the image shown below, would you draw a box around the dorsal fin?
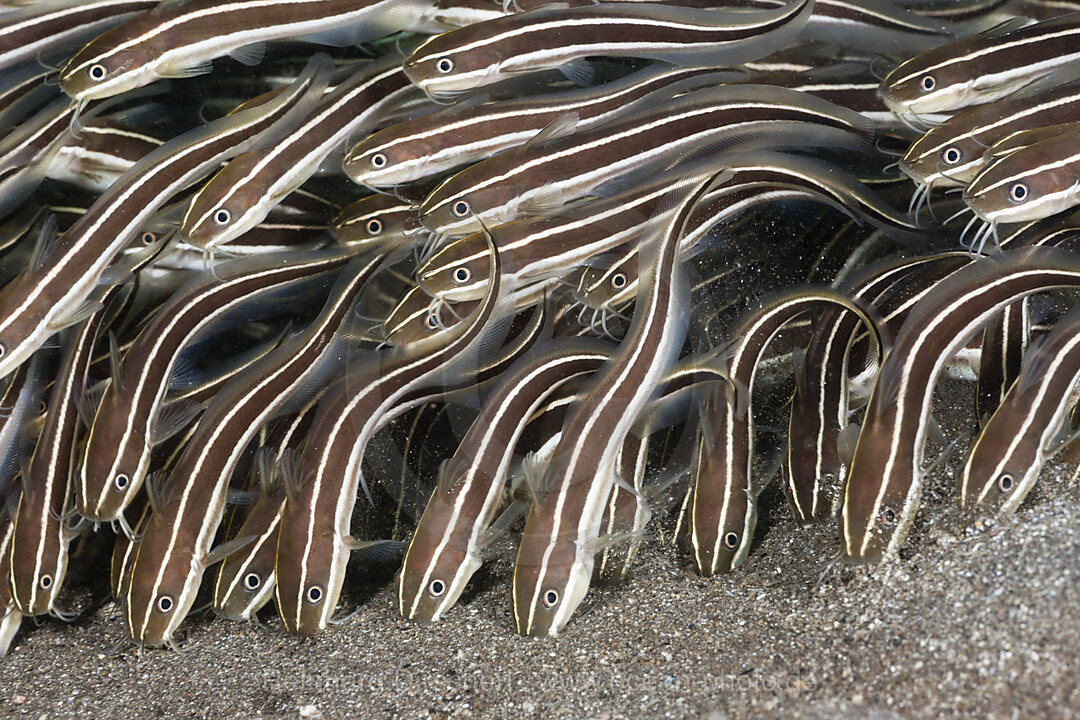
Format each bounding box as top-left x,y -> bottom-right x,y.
520,112 -> 580,153
29,214 -> 59,271
107,330 -> 123,386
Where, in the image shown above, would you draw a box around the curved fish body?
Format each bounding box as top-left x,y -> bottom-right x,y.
682,287 -> 885,576
960,305 -> 1080,513
346,65 -> 731,188
418,84 -> 873,237
125,250 -> 385,648
784,255 -> 963,525
511,173 -> 713,637
0,353 -> 46,497
842,246 -> 1080,563
0,55 -> 332,380
900,80 -> 1080,190
46,119 -> 162,194
181,57 -> 414,252
59,0 -> 422,107
78,248 -> 356,527
963,126 -> 1080,227
399,338 -> 611,623
403,0 -> 812,98
879,12 -> 1080,118
274,237 -> 513,637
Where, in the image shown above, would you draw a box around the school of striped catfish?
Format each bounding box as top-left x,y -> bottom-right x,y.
1,0 -> 1080,653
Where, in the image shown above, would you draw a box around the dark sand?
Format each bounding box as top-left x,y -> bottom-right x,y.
2,379 -> 1078,720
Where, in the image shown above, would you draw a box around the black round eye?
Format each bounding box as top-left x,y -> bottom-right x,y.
435,57 -> 454,74
451,200 -> 470,218
822,472 -> 836,483
541,588 -> 559,609
921,75 -> 935,91
365,218 -> 383,235
141,231 -> 156,245
879,506 -> 897,526
39,574 -> 53,589
114,473 -> 129,491
424,313 -> 440,331
305,584 -> 324,605
156,594 -> 174,613
998,473 -> 1014,491
723,532 -> 739,550
243,572 -> 262,591
452,266 -> 472,285
38,399 -> 47,414
942,147 -> 962,166
1008,182 -> 1029,203
213,208 -> 231,225
428,579 -> 446,597
88,64 -> 107,81
370,152 -> 387,168
610,272 -> 627,290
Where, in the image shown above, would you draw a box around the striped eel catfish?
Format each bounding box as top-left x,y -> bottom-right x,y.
0,96 -> 78,221
57,0 -> 429,112
180,56 -> 417,256
331,194 -> 421,251
8,230 -> 163,618
345,65 -> 733,189
841,246 -> 1080,563
125,250 -> 386,648
959,304 -> 1080,514
680,286 -> 885,576
213,400 -> 319,622
784,253 -> 969,525
878,12 -> 1080,119
274,232 -> 516,637
45,117 -> 162,194
418,85 -> 874,237
511,173 -> 715,637
78,247 -> 358,528
0,514 -> 19,657
0,0 -> 157,73
399,337 -> 612,624
963,126 -> 1080,231
402,0 -> 813,98
899,80 -> 1080,192
0,54 -> 333,380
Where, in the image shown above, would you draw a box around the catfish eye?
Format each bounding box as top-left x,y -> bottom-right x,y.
370,152 -> 387,168
213,208 -> 231,225
141,231 -> 156,245
305,584 -> 324,605
424,313 -> 440,331
879,506 -> 898,526
435,57 -> 454,74
114,473 -> 129,491
156,594 -> 175,613
365,218 -> 383,235
610,272 -> 627,290
38,399 -> 47,414
1008,182 -> 1029,203
452,266 -> 472,285
541,588 -> 559,609
0,343 -> 5,358
88,64 -> 108,81
998,473 -> 1014,491
428,579 -> 446,597
39,574 -> 53,589
941,146 -> 962,166
723,532 -> 739,550
822,472 -> 836,483
920,75 -> 935,92
451,200 -> 470,218
243,572 -> 262,591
